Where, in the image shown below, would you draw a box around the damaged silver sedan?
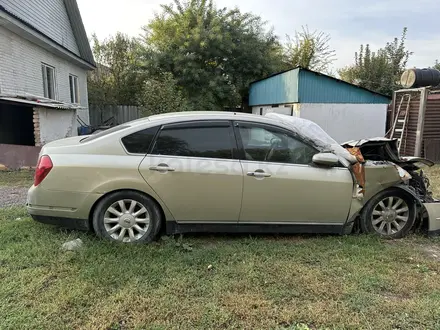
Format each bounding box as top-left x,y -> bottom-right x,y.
27,111 -> 440,243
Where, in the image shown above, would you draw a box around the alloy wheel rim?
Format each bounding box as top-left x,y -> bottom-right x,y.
371,196 -> 409,236
104,199 -> 150,242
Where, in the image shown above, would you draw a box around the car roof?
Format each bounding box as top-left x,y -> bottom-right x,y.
147,111 -> 267,122
123,111 -> 282,129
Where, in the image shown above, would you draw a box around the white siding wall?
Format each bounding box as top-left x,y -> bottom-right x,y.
0,26 -> 89,124
252,103 -> 387,143
1,0 -> 80,56
299,103 -> 387,143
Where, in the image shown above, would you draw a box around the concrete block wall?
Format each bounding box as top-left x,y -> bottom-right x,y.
33,109 -> 41,147
0,26 -> 90,124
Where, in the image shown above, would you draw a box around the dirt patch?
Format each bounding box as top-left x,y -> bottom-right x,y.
422,246 -> 440,262
381,291 -> 411,301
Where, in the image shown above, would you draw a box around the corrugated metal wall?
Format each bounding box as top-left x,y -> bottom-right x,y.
392,89 -> 440,160
298,70 -> 391,104
249,68 -> 391,106
249,70 -> 299,106
423,93 -> 440,162
394,91 -> 421,157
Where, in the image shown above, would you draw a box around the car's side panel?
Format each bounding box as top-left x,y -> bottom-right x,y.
363,164 -> 403,200
138,155 -> 243,222
232,119 -> 354,225
28,153 -> 175,221
239,161 -> 354,224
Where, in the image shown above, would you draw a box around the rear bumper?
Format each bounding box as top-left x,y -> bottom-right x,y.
26,184 -> 102,223
30,214 -> 89,231
423,202 -> 440,236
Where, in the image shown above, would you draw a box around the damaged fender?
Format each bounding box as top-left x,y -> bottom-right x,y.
423,203 -> 440,236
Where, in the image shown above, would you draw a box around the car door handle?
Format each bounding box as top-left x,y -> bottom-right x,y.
247,171 -> 271,178
149,164 -> 175,172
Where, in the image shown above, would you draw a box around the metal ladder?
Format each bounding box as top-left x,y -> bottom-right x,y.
390,93 -> 411,152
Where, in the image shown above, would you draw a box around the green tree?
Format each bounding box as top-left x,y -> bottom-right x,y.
139,72 -> 190,116
284,26 -> 336,73
433,60 -> 440,71
88,33 -> 145,106
141,0 -> 285,110
338,27 -> 412,96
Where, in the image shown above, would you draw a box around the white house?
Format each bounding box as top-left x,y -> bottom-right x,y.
0,0 -> 95,156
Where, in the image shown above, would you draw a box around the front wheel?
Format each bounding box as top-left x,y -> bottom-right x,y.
360,189 -> 416,239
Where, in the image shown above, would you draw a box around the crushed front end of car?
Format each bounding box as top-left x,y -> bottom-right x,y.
342,138 -> 440,236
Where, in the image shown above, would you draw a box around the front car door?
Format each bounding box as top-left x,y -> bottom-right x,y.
138,120 -> 243,222
235,121 -> 354,227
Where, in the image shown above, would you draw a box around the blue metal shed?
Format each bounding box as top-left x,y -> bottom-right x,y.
248,67 -> 392,143
249,67 -> 390,106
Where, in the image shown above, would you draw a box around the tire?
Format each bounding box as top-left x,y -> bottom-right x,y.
360,188 -> 416,239
92,190 -> 162,243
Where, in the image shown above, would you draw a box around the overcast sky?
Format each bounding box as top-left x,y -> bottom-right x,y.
76,0 -> 439,71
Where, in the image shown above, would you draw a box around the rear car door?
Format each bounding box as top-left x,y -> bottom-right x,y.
138,120 -> 243,222
235,121 -> 354,225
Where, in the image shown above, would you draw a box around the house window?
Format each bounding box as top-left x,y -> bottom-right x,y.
41,63 -> 55,99
69,74 -> 79,103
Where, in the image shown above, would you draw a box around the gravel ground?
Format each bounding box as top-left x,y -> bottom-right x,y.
0,186 -> 28,208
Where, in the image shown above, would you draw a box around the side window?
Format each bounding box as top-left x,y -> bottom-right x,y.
238,125 -> 317,165
121,126 -> 160,154
42,63 -> 56,99
151,124 -> 234,159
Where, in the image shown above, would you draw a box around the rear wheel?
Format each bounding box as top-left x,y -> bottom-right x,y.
360,189 -> 416,239
92,191 -> 162,243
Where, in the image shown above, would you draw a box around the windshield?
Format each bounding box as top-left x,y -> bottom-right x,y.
265,113 -> 356,163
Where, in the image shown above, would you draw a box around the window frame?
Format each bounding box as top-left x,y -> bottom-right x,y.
233,120 -> 319,166
149,120 -> 240,160
69,74 -> 79,104
41,63 -> 56,99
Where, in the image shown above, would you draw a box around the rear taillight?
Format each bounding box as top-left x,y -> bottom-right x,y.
34,155 -> 53,186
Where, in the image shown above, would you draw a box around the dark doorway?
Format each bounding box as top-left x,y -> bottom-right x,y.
0,102 -> 35,146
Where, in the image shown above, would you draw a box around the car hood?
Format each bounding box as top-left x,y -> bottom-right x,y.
342,138 -> 434,170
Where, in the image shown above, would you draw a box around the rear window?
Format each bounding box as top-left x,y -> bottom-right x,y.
80,125 -> 130,143
121,126 -> 160,154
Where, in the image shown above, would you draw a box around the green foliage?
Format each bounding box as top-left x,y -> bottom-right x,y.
284,26 -> 336,74
87,33 -> 145,106
338,27 -> 412,96
139,72 -> 190,116
433,60 -> 440,71
141,0 -> 285,110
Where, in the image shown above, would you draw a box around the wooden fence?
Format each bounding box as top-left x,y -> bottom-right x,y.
89,105 -> 141,126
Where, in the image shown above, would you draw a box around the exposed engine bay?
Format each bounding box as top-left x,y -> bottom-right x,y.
342,138 -> 436,203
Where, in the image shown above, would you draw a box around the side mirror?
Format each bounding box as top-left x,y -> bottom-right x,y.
312,153 -> 339,167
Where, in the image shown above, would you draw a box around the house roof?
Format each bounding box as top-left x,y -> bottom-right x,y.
0,95 -> 85,110
250,66 -> 391,100
0,0 -> 95,68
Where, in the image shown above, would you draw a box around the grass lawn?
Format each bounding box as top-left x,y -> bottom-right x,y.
0,170 -> 34,187
1,167 -> 440,329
